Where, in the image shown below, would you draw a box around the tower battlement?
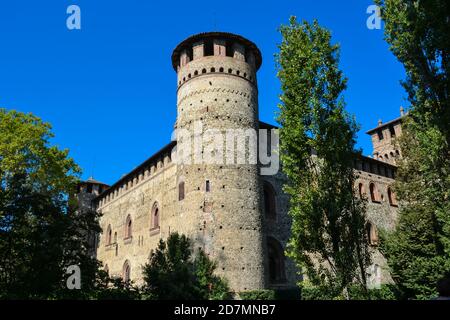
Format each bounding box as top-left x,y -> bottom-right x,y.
172,32 -> 262,90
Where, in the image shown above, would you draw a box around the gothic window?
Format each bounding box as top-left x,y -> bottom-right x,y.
122,260 -> 131,283
114,232 -> 117,243
358,183 -> 365,198
267,237 -> 286,284
106,225 -> 112,245
151,202 -> 160,229
178,181 -> 185,201
263,182 -> 276,220
369,183 -> 380,203
125,215 -> 132,239
366,222 -> 379,246
205,180 -> 211,192
388,187 -> 398,207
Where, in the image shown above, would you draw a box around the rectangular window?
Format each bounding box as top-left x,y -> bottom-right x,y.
377,130 -> 384,141
204,40 -> 214,56
389,125 -> 396,137
206,180 -> 211,192
178,182 -> 185,201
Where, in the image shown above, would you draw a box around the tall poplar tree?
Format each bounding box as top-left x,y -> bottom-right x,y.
276,17 -> 370,298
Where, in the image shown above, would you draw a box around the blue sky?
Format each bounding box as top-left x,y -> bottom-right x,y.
0,0 -> 407,185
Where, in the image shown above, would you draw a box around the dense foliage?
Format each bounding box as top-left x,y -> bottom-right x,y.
0,109 -> 101,299
142,233 -> 230,300
0,109 -> 148,300
375,0 -> 450,299
239,290 -> 276,300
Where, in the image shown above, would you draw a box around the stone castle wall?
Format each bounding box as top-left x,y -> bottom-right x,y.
96,157 -> 180,284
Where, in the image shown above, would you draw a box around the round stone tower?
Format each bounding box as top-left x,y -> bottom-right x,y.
172,32 -> 266,291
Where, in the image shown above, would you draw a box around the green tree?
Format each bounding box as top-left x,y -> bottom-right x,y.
276,17 -> 371,299
95,275 -> 142,300
375,0 -> 449,142
142,232 -> 229,300
0,109 -> 101,299
375,0 -> 450,299
194,251 -> 230,300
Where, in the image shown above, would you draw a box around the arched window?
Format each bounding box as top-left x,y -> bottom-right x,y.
263,182 -> 276,220
267,237 -> 286,284
388,187 -> 398,207
122,260 -> 131,283
151,202 -> 160,230
114,231 -> 117,243
106,225 -> 112,245
178,181 -> 185,201
369,183 -> 379,203
366,222 -> 379,246
125,215 -> 132,238
104,264 -> 109,275
358,183 -> 365,198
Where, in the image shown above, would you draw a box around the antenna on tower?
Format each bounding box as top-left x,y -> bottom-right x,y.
90,155 -> 96,180
212,10 -> 217,30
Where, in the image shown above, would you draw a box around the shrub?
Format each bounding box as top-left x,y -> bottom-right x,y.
239,290 -> 276,300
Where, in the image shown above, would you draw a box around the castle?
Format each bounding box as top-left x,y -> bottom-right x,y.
77,32 -> 403,293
